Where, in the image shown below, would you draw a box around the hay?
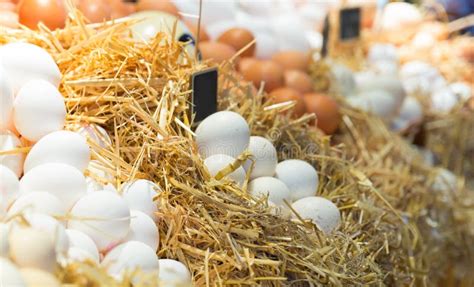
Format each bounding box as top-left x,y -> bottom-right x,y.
1,12 -> 473,286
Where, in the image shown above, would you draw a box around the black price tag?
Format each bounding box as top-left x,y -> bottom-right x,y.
191,68 -> 218,123
339,7 -> 361,41
321,15 -> 330,57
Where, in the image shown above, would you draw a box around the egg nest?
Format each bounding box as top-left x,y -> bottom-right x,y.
1,9 -> 473,287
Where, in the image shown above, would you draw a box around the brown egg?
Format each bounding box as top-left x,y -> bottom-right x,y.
269,88 -> 306,117
241,60 -> 284,92
217,28 -> 255,57
199,41 -> 236,64
110,0 -> 136,19
78,0 -> 112,23
284,70 -> 313,94
238,57 -> 258,74
303,93 -> 341,135
271,51 -> 309,71
18,0 -> 67,30
136,0 -> 180,17
185,21 -> 209,42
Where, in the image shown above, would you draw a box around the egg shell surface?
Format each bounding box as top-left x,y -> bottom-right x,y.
122,179 -> 160,221
0,130 -> 25,177
0,258 -> 27,286
65,229 -> 100,263
291,196 -> 340,234
275,159 -> 318,201
204,154 -> 246,185
20,268 -> 61,287
125,210 -> 159,251
248,177 -> 291,206
0,66 -> 14,129
8,191 -> 66,218
243,136 -> 277,179
158,259 -> 192,286
0,164 -> 19,212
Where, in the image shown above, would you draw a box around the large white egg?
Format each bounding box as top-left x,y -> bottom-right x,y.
0,164 -> 19,212
431,87 -> 458,113
158,259 -> 192,286
0,130 -> 25,177
20,268 -> 61,287
432,168 -> 457,192
122,179 -> 160,221
22,213 -> 69,255
254,32 -> 280,60
68,191 -> 130,251
400,61 -> 446,96
101,241 -> 159,278
0,66 -> 14,129
243,136 -> 277,180
248,177 -> 291,206
329,62 -> 356,98
24,130 -> 90,173
13,79 -> 66,142
391,96 -> 423,131
76,123 -> 112,149
352,90 -> 400,120
0,258 -> 27,286
367,43 -> 398,64
195,111 -> 250,158
275,159 -> 318,201
356,74 -> 406,107
449,82 -> 472,101
20,163 -> 87,210
65,229 -> 100,263
291,196 -> 340,234
204,154 -> 246,185
381,2 -> 422,31
271,14 -> 310,52
8,191 -> 66,218
125,210 -> 159,251
0,223 -> 10,257
0,42 -> 61,91
8,226 -> 57,272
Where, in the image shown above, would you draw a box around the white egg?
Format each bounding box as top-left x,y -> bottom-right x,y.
356,74 -> 406,107
248,177 -> 291,206
65,229 -> 100,263
20,268 -> 61,287
291,196 -> 340,234
0,258 -> 27,286
254,32 -> 280,60
8,226 -> 57,272
0,66 -> 14,129
271,14 -> 310,52
0,42 -> 61,91
449,82 -> 471,101
24,130 -> 90,173
13,79 -> 66,142
85,160 -> 114,192
122,179 -> 160,221
432,168 -> 457,192
20,163 -> 87,210
329,62 -> 356,98
76,124 -> 112,149
195,111 -> 250,158
367,43 -> 398,64
274,159 -> 318,201
204,154 -> 246,185
0,223 -> 10,257
371,60 -> 399,76
0,130 -> 25,177
68,191 -> 130,251
67,247 -> 98,263
101,241 -> 159,278
125,210 -> 159,251
381,2 -> 422,31
352,90 -> 400,120
411,32 -> 436,49
400,61 -> 446,96
0,164 -> 19,212
158,259 -> 192,286
243,136 -> 277,180
8,191 -> 66,217
431,87 -> 458,113
22,213 -> 69,255
391,96 -> 423,131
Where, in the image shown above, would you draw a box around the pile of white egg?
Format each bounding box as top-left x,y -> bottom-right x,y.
196,111 -> 341,234
0,42 -> 191,286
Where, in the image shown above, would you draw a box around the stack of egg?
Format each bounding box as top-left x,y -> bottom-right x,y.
196,111 -> 341,234
0,42 -> 191,286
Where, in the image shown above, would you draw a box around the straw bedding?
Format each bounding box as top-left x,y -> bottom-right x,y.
1,15 -> 472,286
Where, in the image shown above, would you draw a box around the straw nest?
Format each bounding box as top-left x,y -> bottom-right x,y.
1,14 -> 473,286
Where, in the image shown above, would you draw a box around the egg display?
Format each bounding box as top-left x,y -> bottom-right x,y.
243,136 -> 277,179
158,259 -> 192,286
268,87 -> 306,117
303,93 -> 341,135
275,160 -> 318,201
217,27 -> 256,57
204,154 -> 246,185
291,196 -> 340,234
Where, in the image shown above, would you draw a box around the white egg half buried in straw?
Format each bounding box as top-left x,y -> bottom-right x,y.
65,229 -> 100,263
0,65 -> 14,129
158,259 -> 192,286
101,241 -> 159,278
291,196 -> 341,234
8,191 -> 66,218
0,258 -> 27,286
248,177 -> 291,207
68,191 -> 130,251
24,130 -> 90,173
0,130 -> 25,177
125,210 -> 159,251
204,154 -> 246,186
122,179 -> 160,221
20,163 -> 87,210
0,164 -> 19,212
20,268 -> 60,287
275,159 -> 318,201
0,42 -> 61,91
195,111 -> 250,158
243,136 -> 278,180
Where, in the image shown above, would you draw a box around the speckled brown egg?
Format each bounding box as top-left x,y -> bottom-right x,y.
303,93 -> 341,135
241,60 -> 284,92
284,70 -> 313,94
199,41 -> 236,64
136,0 -> 180,17
269,88 -> 306,117
217,28 -> 256,57
271,51 -> 310,71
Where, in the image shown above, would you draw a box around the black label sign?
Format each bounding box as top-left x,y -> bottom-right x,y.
321,15 -> 330,57
339,7 -> 361,41
191,68 -> 218,123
